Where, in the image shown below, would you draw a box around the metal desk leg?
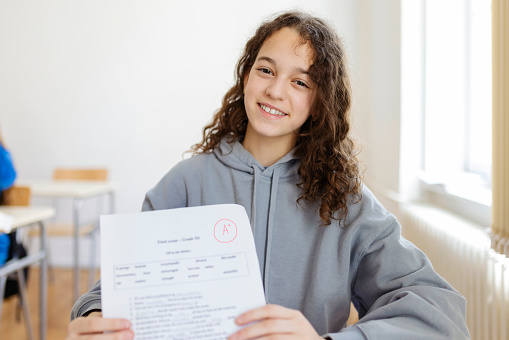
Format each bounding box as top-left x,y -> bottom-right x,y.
39,221 -> 47,340
88,191 -> 114,288
0,275 -> 7,327
16,267 -> 34,340
87,227 -> 97,289
87,191 -> 115,288
108,191 -> 115,215
73,198 -> 83,303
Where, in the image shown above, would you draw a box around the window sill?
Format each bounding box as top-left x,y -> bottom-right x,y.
419,172 -> 491,228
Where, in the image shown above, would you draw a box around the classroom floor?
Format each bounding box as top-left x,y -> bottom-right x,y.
0,267 -> 99,340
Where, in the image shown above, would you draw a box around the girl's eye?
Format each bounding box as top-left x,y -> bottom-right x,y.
258,68 -> 273,75
294,80 -> 309,88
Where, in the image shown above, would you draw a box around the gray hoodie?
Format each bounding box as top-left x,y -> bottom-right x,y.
71,139 -> 470,339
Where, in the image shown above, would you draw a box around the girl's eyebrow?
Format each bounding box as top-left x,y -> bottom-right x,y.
256,55 -> 310,75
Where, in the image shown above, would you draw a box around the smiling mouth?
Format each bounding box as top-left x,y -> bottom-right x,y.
259,104 -> 287,116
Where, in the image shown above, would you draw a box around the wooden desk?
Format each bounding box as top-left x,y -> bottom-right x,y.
17,180 -> 117,302
0,206 -> 55,340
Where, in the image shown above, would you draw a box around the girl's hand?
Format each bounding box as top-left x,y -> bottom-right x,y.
66,311 -> 134,340
229,304 -> 323,340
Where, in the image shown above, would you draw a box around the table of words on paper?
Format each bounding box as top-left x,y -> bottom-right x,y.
114,252 -> 249,290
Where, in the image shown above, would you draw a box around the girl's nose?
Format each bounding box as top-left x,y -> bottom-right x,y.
265,79 -> 287,100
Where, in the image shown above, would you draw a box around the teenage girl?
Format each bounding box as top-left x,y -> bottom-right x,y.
67,11 -> 470,340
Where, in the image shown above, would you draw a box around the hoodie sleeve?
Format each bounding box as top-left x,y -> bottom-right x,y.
70,279 -> 103,320
327,220 -> 470,340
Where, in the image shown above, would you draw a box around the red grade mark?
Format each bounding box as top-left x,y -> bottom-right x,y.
214,219 -> 237,243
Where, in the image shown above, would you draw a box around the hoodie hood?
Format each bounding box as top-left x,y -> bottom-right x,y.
213,137 -> 301,179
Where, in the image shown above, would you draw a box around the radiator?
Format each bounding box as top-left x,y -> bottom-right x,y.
401,204 -> 509,340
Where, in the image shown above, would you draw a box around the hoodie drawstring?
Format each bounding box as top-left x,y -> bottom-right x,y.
251,166 -> 260,234
262,166 -> 280,301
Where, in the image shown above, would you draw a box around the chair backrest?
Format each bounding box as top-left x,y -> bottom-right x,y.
53,168 -> 108,181
2,186 -> 31,206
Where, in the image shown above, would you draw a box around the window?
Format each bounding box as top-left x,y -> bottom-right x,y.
403,0 -> 492,226
423,0 -> 491,210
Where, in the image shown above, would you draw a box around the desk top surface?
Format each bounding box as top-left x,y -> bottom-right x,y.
16,180 -> 118,198
0,206 -> 56,231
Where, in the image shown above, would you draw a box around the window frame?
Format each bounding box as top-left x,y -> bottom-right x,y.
401,0 -> 492,228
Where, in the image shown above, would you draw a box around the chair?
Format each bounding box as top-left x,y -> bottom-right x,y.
347,302 -> 359,326
53,168 -> 108,181
46,168 -> 108,237
30,168 -> 108,289
2,186 -> 31,206
52,168 -> 108,288
1,186 -> 34,340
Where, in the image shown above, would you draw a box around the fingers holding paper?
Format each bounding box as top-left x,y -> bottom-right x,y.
229,304 -> 323,340
66,311 -> 134,340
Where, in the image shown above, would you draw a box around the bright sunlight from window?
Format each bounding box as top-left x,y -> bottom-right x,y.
423,0 -> 492,206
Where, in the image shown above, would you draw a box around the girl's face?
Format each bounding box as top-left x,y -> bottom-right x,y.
243,27 -> 317,151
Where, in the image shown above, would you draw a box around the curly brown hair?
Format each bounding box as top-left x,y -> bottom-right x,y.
191,11 -> 362,226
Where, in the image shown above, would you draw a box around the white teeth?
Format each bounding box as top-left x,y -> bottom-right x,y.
260,104 -> 285,116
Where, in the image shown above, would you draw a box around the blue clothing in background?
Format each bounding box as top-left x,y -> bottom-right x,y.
0,142 -> 16,266
0,143 -> 16,191
0,234 -> 9,265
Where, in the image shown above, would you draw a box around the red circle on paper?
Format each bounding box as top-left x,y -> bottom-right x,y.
214,219 -> 237,243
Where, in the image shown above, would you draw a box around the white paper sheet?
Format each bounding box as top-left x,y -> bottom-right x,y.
100,204 -> 266,340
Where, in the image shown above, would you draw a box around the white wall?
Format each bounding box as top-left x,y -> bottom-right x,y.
0,0 -> 404,214
348,0 -> 403,214
0,0 -> 360,214
1,1 -> 408,265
